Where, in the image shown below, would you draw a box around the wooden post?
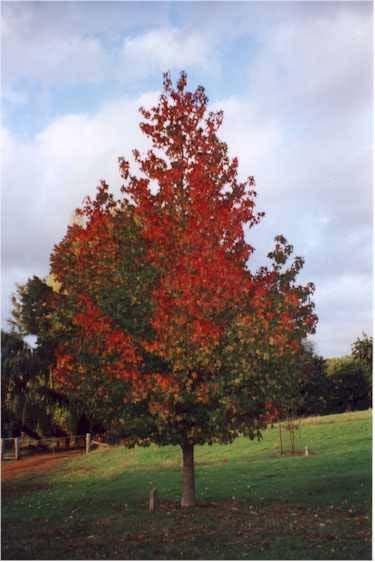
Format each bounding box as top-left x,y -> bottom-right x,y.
149,488 -> 159,512
14,437 -> 20,460
85,433 -> 91,454
305,445 -> 309,457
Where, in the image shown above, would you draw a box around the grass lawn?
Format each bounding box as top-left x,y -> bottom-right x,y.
2,410 -> 372,560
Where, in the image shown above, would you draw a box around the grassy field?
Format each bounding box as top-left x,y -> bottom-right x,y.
2,410 -> 372,560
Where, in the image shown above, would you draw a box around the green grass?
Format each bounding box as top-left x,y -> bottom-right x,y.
2,410 -> 372,560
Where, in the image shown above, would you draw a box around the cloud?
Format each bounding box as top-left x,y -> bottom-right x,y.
121,27 -> 214,76
316,273 -> 372,357
1,2 -> 372,357
3,30 -> 109,85
249,4 -> 372,117
1,92 -> 158,323
209,5 -> 373,356
2,3 -> 214,88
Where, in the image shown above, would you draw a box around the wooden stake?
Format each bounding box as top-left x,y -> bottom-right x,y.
149,488 -> 159,512
14,437 -> 20,460
85,433 -> 91,454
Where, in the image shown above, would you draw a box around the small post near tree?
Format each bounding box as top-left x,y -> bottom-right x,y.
85,433 -> 91,455
149,488 -> 159,512
14,437 -> 20,460
48,72 -> 317,507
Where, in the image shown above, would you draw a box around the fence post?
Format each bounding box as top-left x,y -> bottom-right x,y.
85,433 -> 91,454
14,437 -> 20,460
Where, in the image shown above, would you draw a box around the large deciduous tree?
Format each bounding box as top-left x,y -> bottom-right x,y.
50,72 -> 317,507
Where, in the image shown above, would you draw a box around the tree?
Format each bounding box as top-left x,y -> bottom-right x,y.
49,72 -> 317,507
325,356 -> 370,413
1,330 -> 35,437
1,330 -> 65,438
285,341 -> 331,418
10,276 -> 55,338
297,352 -> 331,416
9,278 -> 84,437
352,333 -> 372,401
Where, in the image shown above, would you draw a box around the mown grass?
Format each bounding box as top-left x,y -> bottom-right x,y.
2,410 -> 372,560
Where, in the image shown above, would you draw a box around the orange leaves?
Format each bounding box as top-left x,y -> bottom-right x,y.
51,209 -> 121,298
54,352 -> 75,388
155,373 -> 176,393
73,295 -> 141,373
49,72 -> 318,446
191,319 -> 222,347
285,292 -> 300,307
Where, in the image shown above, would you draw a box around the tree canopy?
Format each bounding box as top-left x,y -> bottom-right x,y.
33,72 -> 317,506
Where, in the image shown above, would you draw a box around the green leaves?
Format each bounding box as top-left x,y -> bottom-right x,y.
27,72 -> 318,450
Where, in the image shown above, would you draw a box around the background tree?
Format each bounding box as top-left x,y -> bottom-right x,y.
49,72 -> 317,507
0,330 -> 67,438
2,330 -> 36,437
297,351 -> 330,417
352,333 -> 372,402
325,356 -> 370,413
8,278 -> 84,436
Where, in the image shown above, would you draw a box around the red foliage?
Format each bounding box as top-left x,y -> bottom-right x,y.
261,401 -> 281,424
50,72 -> 317,443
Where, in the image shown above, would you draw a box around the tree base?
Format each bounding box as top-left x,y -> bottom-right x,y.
181,442 -> 196,508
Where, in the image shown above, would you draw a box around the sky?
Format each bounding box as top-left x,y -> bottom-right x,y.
1,1 -> 373,358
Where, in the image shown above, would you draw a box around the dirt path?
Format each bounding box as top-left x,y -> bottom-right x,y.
1,450 -> 83,481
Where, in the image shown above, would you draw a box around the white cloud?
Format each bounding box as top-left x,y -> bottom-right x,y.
249,6 -> 372,116
2,3 -> 215,87
1,2 -> 171,85
1,92 -> 158,323
212,97 -> 283,174
1,2 -> 372,357
207,7 -> 373,357
121,27 -> 214,76
315,273 -> 372,357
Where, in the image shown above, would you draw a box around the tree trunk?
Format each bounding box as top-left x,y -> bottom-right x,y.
181,442 -> 196,508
